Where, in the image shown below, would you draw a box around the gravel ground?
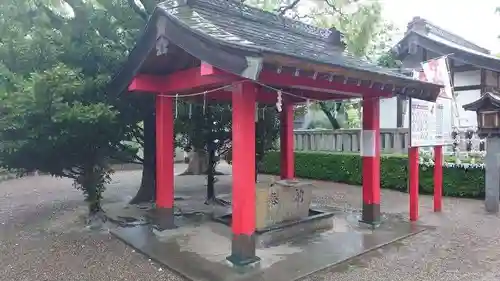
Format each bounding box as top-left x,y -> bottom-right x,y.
1,166 -> 500,281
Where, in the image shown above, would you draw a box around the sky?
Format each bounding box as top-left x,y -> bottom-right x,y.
380,0 -> 500,54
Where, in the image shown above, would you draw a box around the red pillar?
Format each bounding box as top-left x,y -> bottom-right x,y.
227,82 -> 259,266
280,102 -> 295,180
409,147 -> 419,221
155,95 -> 175,228
361,97 -> 381,225
433,145 -> 443,212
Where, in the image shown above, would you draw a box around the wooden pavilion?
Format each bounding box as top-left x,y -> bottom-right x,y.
109,0 -> 442,266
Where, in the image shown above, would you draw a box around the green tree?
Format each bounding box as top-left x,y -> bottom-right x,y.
120,0 -> 241,203
0,0 -> 281,207
0,0 -> 144,214
173,102 -> 234,203
0,0 -> 398,212
312,0 -> 398,129
0,65 -> 122,214
246,0 -> 398,129
497,7 -> 500,40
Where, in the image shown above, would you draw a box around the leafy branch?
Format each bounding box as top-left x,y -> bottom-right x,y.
275,0 -> 301,15
128,0 -> 148,21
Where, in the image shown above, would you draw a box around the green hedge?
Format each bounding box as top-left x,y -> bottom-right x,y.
260,151 -> 485,198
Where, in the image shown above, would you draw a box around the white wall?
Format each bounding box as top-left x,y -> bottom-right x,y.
453,70 -> 481,127
379,97 -> 454,129
455,90 -> 481,127
485,70 -> 500,87
379,97 -> 400,128
379,69 -> 481,129
454,70 -> 480,87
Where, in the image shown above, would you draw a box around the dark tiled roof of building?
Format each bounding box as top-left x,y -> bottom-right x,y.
394,17 -> 500,72
158,0 -> 429,81
463,92 -> 500,111
109,0 -> 442,100
406,17 -> 491,54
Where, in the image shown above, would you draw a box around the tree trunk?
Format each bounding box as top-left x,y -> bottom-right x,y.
179,149 -> 209,175
82,170 -> 106,226
180,103 -> 210,176
396,96 -> 404,128
255,160 -> 260,183
88,194 -> 102,215
255,118 -> 264,183
77,164 -> 106,217
206,145 -> 216,200
318,102 -> 341,129
205,106 -> 216,200
130,109 -> 156,204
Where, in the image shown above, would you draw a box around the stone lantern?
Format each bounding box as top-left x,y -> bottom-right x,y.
463,92 -> 500,213
463,92 -> 500,138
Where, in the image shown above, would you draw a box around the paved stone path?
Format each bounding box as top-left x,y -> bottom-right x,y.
1,164 -> 500,281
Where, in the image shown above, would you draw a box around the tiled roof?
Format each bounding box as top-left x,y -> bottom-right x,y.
108,0 -> 442,100
157,0 -> 427,82
463,92 -> 500,111
406,17 -> 491,54
395,17 -> 500,72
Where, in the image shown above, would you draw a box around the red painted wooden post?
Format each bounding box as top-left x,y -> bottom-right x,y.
360,97 -> 381,225
280,102 -> 295,180
409,146 -> 419,221
155,95 -> 175,227
227,82 -> 259,266
433,145 -> 443,212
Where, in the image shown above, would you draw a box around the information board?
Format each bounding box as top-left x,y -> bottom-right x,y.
410,98 -> 453,147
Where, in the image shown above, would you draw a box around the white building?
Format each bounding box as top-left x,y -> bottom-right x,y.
381,17 -> 500,129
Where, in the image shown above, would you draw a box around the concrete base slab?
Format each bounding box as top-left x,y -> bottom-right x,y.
103,198 -> 230,228
110,208 -> 427,281
214,209 -> 335,247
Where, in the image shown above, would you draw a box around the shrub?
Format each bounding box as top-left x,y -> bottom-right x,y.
260,151 -> 485,198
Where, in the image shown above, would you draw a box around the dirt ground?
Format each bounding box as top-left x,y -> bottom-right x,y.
1,165 -> 500,281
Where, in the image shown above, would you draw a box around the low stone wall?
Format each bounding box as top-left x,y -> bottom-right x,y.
294,128 -> 409,154
0,171 -> 16,182
294,128 -> 486,159
111,163 -> 143,171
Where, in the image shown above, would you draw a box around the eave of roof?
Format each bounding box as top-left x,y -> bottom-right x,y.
393,30 -> 500,73
421,19 -> 490,54
463,92 -> 500,111
108,0 -> 442,101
